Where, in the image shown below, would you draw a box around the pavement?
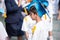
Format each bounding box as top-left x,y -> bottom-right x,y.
53,14 -> 60,40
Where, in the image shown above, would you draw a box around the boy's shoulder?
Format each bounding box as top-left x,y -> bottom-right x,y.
24,15 -> 32,21
24,15 -> 31,18
24,15 -> 36,24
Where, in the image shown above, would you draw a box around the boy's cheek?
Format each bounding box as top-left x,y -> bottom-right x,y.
32,16 -> 35,20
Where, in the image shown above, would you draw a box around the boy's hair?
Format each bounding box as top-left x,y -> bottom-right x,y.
26,9 -> 31,15
29,6 -> 37,15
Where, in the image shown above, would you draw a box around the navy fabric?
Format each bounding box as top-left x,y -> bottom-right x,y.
5,0 -> 24,23
5,0 -> 24,36
6,21 -> 24,36
59,0 -> 60,9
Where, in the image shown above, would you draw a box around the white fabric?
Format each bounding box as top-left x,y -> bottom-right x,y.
47,0 -> 59,15
22,3 -> 30,8
0,0 -> 6,12
0,22 -> 8,40
41,14 -> 52,31
41,14 -> 50,21
22,15 -> 36,40
15,0 -> 18,5
14,0 -> 30,8
15,0 -> 21,5
32,21 -> 52,40
21,0 -> 30,8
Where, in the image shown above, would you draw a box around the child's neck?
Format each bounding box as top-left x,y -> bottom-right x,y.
36,16 -> 42,23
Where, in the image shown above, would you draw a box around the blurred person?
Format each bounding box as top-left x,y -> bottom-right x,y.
29,6 -> 53,40
5,0 -> 24,40
0,22 -> 8,40
47,0 -> 59,19
0,0 -> 8,40
0,0 -> 6,20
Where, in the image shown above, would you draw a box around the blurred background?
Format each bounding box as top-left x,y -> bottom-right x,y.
0,0 -> 60,40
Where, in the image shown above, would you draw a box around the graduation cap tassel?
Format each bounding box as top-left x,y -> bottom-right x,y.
44,14 -> 47,20
24,8 -> 28,15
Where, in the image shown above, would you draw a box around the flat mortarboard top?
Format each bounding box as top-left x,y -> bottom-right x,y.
25,0 -> 49,17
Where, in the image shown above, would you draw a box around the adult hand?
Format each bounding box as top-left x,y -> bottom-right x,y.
18,0 -> 21,7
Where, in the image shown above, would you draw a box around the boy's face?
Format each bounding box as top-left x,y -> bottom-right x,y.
30,12 -> 37,20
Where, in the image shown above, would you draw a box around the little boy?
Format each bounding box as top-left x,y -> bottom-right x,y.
29,6 -> 53,40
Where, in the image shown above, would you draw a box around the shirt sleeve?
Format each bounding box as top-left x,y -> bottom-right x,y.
21,17 -> 28,32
